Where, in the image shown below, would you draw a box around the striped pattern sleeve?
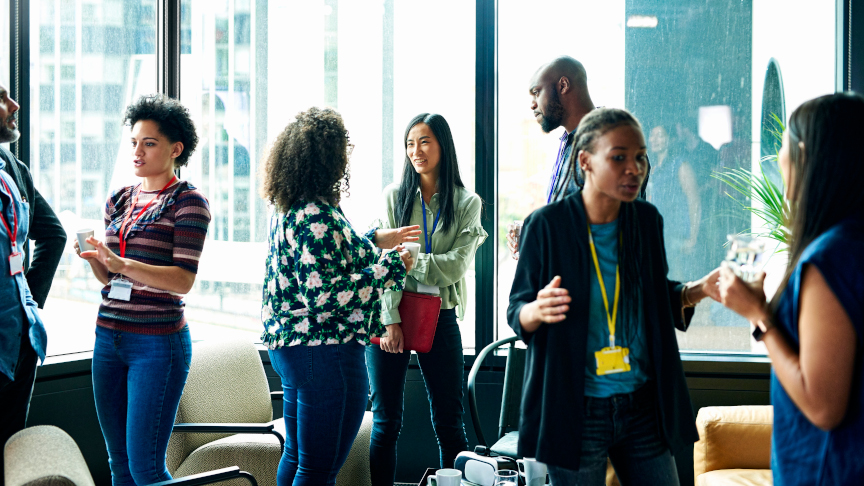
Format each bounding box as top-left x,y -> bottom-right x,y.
172,190 -> 211,274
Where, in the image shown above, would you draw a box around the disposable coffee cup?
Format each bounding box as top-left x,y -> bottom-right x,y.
77,228 -> 95,252
402,242 -> 421,261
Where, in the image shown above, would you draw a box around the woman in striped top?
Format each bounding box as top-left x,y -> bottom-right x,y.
74,94 -> 210,486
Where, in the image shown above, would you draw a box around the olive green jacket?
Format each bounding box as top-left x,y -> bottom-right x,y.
377,184 -> 487,325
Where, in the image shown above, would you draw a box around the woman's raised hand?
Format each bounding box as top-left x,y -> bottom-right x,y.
374,226 -> 422,250
718,266 -> 768,323
83,236 -> 128,274
519,276 -> 571,333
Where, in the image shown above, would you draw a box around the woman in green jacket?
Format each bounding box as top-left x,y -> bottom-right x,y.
366,113 -> 487,486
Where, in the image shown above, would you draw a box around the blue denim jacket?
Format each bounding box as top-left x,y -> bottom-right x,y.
0,158 -> 46,381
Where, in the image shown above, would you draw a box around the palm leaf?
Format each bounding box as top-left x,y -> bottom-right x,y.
711,114 -> 790,251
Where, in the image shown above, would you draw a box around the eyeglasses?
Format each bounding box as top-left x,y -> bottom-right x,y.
345,131 -> 354,158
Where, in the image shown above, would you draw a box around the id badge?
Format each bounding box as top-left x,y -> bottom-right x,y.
595,346 -> 631,376
415,282 -> 440,295
8,252 -> 23,275
108,278 -> 133,301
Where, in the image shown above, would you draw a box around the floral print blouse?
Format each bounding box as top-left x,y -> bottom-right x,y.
261,200 -> 406,348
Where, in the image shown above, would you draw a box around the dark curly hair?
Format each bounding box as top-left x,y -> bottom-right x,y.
260,107 -> 351,213
123,94 -> 198,168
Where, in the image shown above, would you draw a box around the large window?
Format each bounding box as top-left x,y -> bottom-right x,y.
54,0 -> 476,350
17,0 -> 841,357
496,0 -> 836,352
31,0 -> 157,356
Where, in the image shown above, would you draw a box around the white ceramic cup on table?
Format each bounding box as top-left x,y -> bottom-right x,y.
517,457 -> 549,486
427,467 -> 462,486
76,228 -> 95,252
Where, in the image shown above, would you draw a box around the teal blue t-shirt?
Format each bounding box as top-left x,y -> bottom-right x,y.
583,219 -> 650,397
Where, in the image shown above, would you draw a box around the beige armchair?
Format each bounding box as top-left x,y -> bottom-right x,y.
166,340 -> 371,486
693,405 -> 773,486
4,425 -> 95,486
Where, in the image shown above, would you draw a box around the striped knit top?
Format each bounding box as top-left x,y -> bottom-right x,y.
96,180 -> 211,334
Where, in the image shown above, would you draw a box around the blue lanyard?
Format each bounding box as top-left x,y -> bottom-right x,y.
421,198 -> 441,254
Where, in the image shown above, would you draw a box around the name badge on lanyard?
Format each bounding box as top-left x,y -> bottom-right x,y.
587,223 -> 631,376
109,176 -> 177,302
417,198 -> 441,296
0,177 -> 22,276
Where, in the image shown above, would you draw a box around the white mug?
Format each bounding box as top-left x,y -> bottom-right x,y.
427,468 -> 462,486
402,242 -> 421,261
517,458 -> 548,486
76,228 -> 95,252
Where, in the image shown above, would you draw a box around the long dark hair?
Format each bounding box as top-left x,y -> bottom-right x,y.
772,92 -> 864,308
572,108 -> 647,344
394,113 -> 465,234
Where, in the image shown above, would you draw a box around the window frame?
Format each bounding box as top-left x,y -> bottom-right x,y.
7,0 -> 861,361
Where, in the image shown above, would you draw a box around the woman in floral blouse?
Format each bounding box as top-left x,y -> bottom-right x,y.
260,107 -> 418,486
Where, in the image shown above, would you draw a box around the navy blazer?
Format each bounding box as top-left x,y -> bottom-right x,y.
507,190 -> 699,470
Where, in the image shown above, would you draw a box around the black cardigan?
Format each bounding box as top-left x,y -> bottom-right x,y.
506,191 -> 699,470
0,146 -> 67,308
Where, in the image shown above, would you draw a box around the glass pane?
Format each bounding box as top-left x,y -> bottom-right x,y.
33,0 -> 157,356
180,0 -> 477,349
497,0 -> 835,352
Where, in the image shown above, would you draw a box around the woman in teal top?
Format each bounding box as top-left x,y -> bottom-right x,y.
508,108 -> 721,485
366,113 -> 487,486
720,93 -> 864,485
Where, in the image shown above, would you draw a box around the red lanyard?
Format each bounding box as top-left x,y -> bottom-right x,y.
0,177 -> 18,251
118,176 -> 176,258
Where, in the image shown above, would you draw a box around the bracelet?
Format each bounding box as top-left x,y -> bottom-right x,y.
681,282 -> 696,308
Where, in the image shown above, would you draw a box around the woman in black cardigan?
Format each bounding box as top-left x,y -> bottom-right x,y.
507,108 -> 720,485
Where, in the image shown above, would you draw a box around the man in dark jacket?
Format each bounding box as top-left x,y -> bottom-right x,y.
0,83 -> 66,470
0,84 -> 66,308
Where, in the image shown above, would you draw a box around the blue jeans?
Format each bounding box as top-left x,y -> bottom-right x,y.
547,384 -> 679,486
366,309 -> 468,486
92,325 -> 192,486
269,339 -> 369,486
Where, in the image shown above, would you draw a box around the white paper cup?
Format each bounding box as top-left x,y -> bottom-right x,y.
77,228 -> 95,252
402,242 -> 421,261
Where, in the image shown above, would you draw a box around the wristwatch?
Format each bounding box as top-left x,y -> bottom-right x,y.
752,318 -> 773,341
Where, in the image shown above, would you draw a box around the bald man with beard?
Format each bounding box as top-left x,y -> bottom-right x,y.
508,56 -> 595,258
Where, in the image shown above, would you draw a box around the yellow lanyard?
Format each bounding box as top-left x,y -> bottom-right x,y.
587,223 -> 621,349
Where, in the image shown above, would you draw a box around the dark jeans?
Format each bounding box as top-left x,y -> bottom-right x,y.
92,325 -> 192,486
547,384 -> 679,486
366,309 -> 468,486
269,339 -> 369,486
0,323 -> 38,481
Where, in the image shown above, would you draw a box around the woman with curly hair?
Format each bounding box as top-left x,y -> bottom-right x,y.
73,94 -> 211,485
260,107 -> 418,486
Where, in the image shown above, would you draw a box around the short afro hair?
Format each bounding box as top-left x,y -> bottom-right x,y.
123,94 -> 198,168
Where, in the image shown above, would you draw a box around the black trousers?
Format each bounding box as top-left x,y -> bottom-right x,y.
0,324 -> 39,481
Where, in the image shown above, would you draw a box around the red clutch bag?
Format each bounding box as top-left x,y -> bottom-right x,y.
371,291 -> 442,353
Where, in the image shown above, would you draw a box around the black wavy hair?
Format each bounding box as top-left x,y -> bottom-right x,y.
395,114 -> 465,234
123,94 -> 198,168
260,107 -> 351,213
772,92 -> 864,310
571,108 -> 649,347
